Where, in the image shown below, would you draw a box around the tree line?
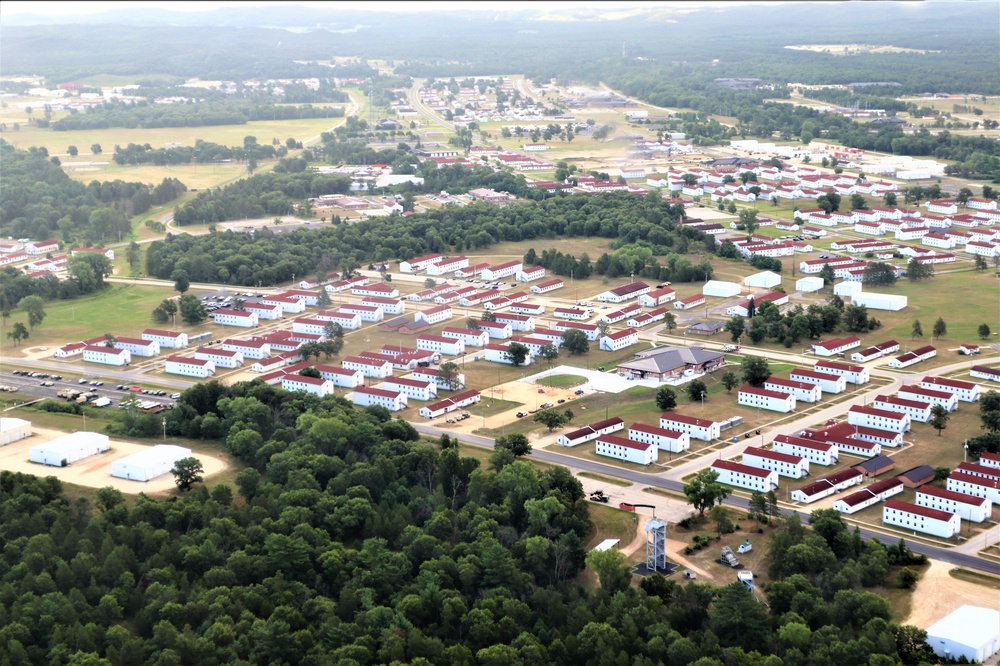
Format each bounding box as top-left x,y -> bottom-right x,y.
112,136 -> 287,167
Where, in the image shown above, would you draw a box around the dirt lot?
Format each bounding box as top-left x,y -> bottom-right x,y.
0,426 -> 227,494
904,560 -> 1000,629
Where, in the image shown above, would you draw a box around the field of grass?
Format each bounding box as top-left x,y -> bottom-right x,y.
65,162 -> 252,190
585,502 -> 639,550
949,567 -> 1000,590
464,398 -> 523,418
537,374 -> 588,388
579,471 -> 633,487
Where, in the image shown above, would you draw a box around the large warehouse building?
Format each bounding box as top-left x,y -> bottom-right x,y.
111,445 -> 192,482
925,605 -> 1000,663
0,417 -> 32,445
29,432 -> 110,467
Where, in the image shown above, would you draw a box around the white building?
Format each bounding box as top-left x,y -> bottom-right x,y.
400,253 -> 443,273
415,305 -> 453,325
382,376 -> 436,401
850,292 -> 908,311
29,431 -> 109,466
316,310 -> 362,330
627,423 -> 690,453
112,445 -> 192,482
772,434 -> 837,466
165,355 -> 215,378
737,386 -> 796,413
418,389 -> 481,418
340,304 -> 384,322
0,418 -> 32,445
554,321 -> 600,341
417,335 -> 465,356
82,345 -> 131,366
638,287 -> 676,307
702,280 -> 741,298
113,336 -> 159,358
477,320 -> 512,339
427,255 -> 469,275
673,294 -> 706,310
362,297 -> 405,316
212,309 -> 259,328
795,276 -> 824,292
790,368 -> 846,394
710,459 -> 779,492
921,376 -> 980,403
553,307 -> 591,321
244,302 -> 284,320
661,413 -> 720,441
516,265 -> 546,282
916,485 -> 991,523
848,405 -> 911,433
530,278 -> 564,294
481,260 -> 522,281
872,395 -> 932,422
814,360 -> 869,384
947,471 -> 1000,504
142,329 -> 188,349
811,336 -> 862,357
926,606 -> 1000,664
195,348 -> 243,369
597,281 -> 651,303
282,375 -> 335,397
764,377 -> 822,403
791,468 -> 864,503
898,384 -> 958,412
600,328 -> 639,352
743,271 -> 781,289
315,365 -> 364,388
882,499 -> 960,538
223,338 -> 270,360
556,417 -> 625,447
483,343 -> 534,365
594,435 -> 657,465
352,386 -> 407,411
352,283 -> 400,299
342,356 -> 393,379
742,446 -> 809,479
261,295 -> 305,314
494,313 -> 535,332
442,327 -> 489,348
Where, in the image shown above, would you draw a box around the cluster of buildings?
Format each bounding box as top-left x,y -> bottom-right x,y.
557,415 -> 697,465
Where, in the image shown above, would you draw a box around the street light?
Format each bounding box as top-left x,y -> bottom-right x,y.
162,417 -> 167,442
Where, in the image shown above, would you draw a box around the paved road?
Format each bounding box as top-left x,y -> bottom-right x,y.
4,357 -> 197,390
411,421 -> 1000,575
0,372 -> 176,408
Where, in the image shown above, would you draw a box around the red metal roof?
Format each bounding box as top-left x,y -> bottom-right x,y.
743,446 -> 804,465
711,459 -> 773,478
884,499 -> 956,522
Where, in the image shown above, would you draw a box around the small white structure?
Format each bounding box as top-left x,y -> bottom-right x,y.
811,336 -> 861,357
114,336 -> 159,358
851,292 -> 908,311
702,280 -> 741,298
342,356 -> 393,379
948,471 -> 1000,504
112,445 -> 192,482
970,365 -> 1000,383
0,418 -> 32,445
556,417 -> 625,447
710,459 -> 779,492
382,377 -> 436,401
638,287 -> 676,307
882,499 -> 959,538
795,276 -> 824,293
594,435 -> 657,465
29,432 -> 109,466
743,271 -> 781,289
418,389 -> 481,418
737,386 -> 796,413
316,365 -> 364,388
926,605 -> 1000,664
872,395 -> 932,422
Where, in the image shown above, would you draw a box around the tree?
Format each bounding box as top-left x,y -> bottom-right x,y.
849,193 -> 869,210
466,318 -> 481,330
683,469 -> 731,516
975,254 -> 989,271
907,258 -> 934,282
738,209 -> 759,236
171,457 -> 204,491
437,362 -> 462,390
91,143 -> 102,155
495,433 -> 531,457
481,311 -> 497,323
507,342 -> 530,367
929,404 -> 950,436
932,317 -> 947,339
979,323 -> 992,340
748,490 -> 768,527
818,264 -> 835,285
7,321 -> 29,346
911,319 -> 923,339
17,295 -> 46,330
883,192 -> 897,207
724,316 -> 745,343
741,355 -> 771,387
179,294 -> 207,325
721,371 -> 739,394
711,505 -> 735,537
663,312 -> 677,334
656,386 -> 677,410
538,343 -> 559,364
560,328 -> 589,355
126,241 -> 140,272
586,548 -> 632,594
424,278 -> 436,289
533,409 -> 573,432
861,262 -> 896,287
67,145 -> 78,157
686,379 -> 708,403
171,269 -> 190,293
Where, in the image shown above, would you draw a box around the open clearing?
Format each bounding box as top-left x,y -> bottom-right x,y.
904,560 -> 1000,629
65,161 -> 251,190
0,426 -> 227,494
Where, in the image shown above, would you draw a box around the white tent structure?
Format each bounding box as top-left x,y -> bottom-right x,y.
833,281 -> 862,297
851,292 -> 908,311
795,276 -> 824,293
30,432 -> 109,466
926,605 -> 1000,663
111,444 -> 191,482
702,280 -> 741,298
744,271 -> 781,289
0,417 -> 32,445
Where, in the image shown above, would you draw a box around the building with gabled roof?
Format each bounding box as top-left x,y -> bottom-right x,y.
710,459 -> 779,491
883,499 -> 960,538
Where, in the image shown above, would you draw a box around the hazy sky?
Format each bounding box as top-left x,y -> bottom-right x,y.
0,0 -> 769,16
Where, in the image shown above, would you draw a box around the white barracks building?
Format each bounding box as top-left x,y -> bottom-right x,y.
741,446 -> 809,479
710,459 -> 779,492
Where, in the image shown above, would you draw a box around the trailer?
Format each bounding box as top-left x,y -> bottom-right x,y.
91,397 -> 112,408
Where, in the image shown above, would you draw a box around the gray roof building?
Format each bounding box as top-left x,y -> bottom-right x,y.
617,346 -> 725,380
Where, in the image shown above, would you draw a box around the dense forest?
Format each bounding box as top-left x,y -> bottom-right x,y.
156,193 -> 706,286
0,377 -> 937,665
112,137 -> 287,167
0,140 -> 186,242
50,99 -> 345,132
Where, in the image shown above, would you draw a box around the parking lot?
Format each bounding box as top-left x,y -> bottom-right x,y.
3,371 -> 177,409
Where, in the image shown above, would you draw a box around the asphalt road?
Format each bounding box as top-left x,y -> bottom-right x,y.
4,357 -> 197,391
412,421 -> 1000,576
1,371 -> 177,409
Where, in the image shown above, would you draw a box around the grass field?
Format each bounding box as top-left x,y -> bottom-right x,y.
585,501 -> 640,550
579,471 -> 633,487
950,567 -> 1000,590
537,374 -> 588,388
65,162 -> 252,190
464,398 -> 523,418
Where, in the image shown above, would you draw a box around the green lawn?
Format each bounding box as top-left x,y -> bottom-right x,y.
465,398 -> 524,418
585,502 -> 639,550
537,374 -> 589,388
579,472 -> 633,487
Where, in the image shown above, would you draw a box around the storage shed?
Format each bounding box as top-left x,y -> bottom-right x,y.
743,271 -> 781,289
111,444 -> 192,482
29,432 -> 109,466
851,292 -> 908,311
795,276 -> 824,293
702,280 -> 741,298
833,281 -> 862,297
926,605 -> 1000,663
0,417 -> 32,445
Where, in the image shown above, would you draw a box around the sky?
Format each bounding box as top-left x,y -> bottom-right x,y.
0,0 -> 777,17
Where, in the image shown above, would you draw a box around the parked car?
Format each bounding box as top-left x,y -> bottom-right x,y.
574,389 -> 585,395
